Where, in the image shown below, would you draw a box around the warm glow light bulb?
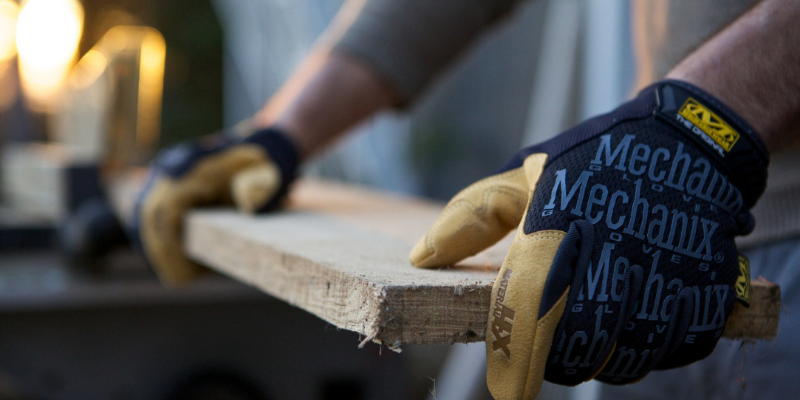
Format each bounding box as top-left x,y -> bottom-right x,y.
0,0 -> 19,62
16,0 -> 84,110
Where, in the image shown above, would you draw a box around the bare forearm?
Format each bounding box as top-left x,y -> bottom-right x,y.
250,0 -> 525,160
250,0 -> 399,159
666,0 -> 800,153
253,50 -> 397,160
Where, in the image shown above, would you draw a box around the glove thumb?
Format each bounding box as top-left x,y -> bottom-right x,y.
231,159 -> 282,214
410,154 -> 547,268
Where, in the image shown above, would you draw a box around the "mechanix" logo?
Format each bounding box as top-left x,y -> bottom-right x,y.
736,254 -> 751,307
676,97 -> 740,156
491,269 -> 515,358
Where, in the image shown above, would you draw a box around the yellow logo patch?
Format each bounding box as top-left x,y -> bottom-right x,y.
678,97 -> 740,153
736,254 -> 751,306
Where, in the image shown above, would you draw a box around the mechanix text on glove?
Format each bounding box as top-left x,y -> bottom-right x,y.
411,80 -> 769,400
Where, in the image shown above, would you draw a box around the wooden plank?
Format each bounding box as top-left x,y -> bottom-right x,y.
723,277 -> 781,340
184,180 -> 780,347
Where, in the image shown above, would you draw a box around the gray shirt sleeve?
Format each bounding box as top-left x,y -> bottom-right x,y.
332,0 -> 525,105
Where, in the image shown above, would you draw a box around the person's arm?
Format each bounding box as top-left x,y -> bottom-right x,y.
666,0 -> 800,152
136,0 -> 529,284
252,50 -> 398,160
251,0 -> 527,160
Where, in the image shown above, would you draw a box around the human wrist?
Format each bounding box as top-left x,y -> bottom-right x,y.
226,122 -> 302,190
249,110 -> 311,161
648,79 -> 769,209
244,127 -> 300,180
234,127 -> 301,213
665,67 -> 775,150
664,0 -> 800,153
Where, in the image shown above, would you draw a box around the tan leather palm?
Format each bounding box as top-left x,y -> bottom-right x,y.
411,154 -> 569,399
139,144 -> 280,284
485,227 -> 568,399
409,159 -> 533,268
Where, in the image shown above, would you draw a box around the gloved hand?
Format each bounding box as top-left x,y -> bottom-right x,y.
134,126 -> 299,284
410,80 -> 768,399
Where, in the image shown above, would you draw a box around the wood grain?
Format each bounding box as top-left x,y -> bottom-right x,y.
723,277 -> 781,340
184,180 -> 781,346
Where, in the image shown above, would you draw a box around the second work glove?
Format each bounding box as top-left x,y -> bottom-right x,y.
410,80 -> 768,399
135,126 -> 299,284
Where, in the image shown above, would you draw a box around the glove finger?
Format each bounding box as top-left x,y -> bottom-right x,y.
138,145 -> 268,284
650,286 -> 697,370
543,220 -> 645,386
410,154 -> 548,268
231,159 -> 282,214
594,285 -> 694,384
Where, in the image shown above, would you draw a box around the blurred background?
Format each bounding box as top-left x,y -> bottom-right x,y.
0,0 -> 635,399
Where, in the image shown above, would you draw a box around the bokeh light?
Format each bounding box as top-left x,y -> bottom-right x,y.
0,0 -> 19,63
137,28 -> 166,150
16,0 -> 84,111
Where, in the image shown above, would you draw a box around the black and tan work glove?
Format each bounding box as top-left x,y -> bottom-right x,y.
134,126 -> 299,284
410,80 -> 769,399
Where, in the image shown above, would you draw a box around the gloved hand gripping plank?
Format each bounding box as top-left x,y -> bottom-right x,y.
126,82 -> 778,399
410,80 -> 773,399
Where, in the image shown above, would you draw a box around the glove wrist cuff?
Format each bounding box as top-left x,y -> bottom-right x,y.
650,79 -> 769,208
244,127 -> 301,210
245,127 -> 300,177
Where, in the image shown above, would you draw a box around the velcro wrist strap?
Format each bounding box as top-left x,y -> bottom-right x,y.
244,127 -> 300,185
242,127 -> 301,212
652,80 -> 769,208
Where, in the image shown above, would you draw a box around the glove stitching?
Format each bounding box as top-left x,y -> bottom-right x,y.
526,231 -> 566,242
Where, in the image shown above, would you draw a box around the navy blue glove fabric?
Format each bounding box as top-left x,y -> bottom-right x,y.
499,80 -> 768,385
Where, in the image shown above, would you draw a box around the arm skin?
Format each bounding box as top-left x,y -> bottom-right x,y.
666,0 -> 800,153
252,49 -> 398,160
250,0 -> 521,161
250,0 -> 401,160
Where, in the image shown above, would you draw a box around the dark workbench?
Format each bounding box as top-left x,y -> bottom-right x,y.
0,249 -> 412,400
0,250 -> 264,312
